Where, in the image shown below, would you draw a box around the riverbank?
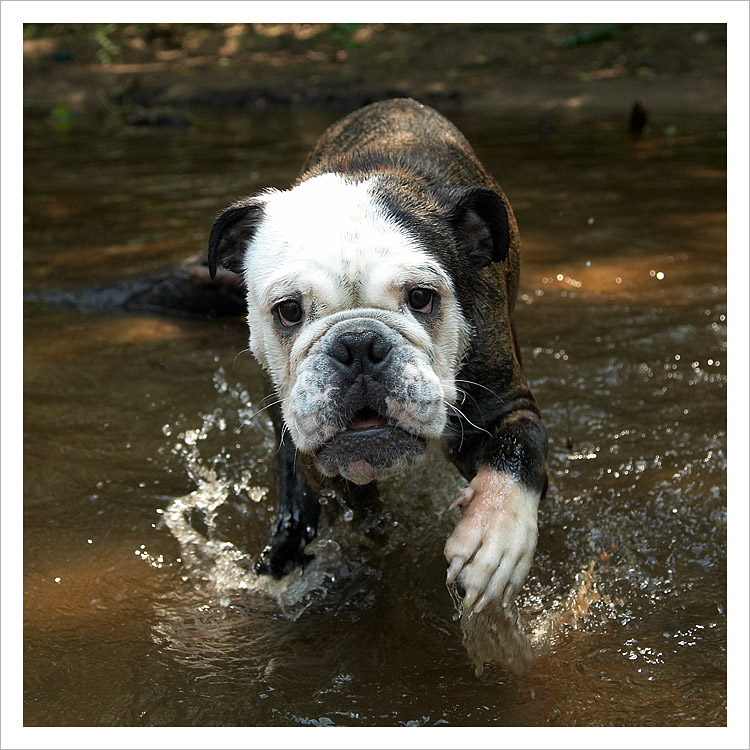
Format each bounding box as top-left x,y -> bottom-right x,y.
23,23 -> 727,121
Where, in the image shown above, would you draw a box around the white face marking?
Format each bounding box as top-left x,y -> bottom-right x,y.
240,173 -> 470,455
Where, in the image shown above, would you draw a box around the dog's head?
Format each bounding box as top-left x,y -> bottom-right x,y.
208,172 -> 509,484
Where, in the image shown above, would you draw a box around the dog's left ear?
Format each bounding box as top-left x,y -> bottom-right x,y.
207,198 -> 265,279
448,186 -> 510,270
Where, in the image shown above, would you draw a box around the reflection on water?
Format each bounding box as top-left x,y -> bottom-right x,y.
22,108 -> 727,726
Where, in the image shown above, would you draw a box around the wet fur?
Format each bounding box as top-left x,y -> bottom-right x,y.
207,98 -> 548,606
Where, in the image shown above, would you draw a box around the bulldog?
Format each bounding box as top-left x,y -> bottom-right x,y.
207,98 -> 548,614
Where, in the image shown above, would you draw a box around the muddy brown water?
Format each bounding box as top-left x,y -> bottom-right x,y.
22,106 -> 727,727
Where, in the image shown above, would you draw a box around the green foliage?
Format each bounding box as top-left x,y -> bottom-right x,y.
330,23 -> 366,50
50,103 -> 78,131
23,24 -> 42,40
561,24 -> 620,48
92,24 -> 120,65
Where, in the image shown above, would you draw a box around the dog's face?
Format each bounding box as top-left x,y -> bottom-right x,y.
208,172 -> 509,484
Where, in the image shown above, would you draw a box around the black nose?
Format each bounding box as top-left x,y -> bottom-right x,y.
329,330 -> 392,374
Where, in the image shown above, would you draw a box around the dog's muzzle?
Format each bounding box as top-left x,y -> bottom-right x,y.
285,317 -> 445,484
316,327 -> 426,482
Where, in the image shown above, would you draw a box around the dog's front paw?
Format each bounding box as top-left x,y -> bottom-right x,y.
444,468 -> 539,612
254,516 -> 317,579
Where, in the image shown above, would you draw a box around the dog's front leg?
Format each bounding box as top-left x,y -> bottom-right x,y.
254,430 -> 321,578
445,412 -> 547,612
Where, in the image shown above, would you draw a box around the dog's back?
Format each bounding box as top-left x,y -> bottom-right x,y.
301,98 -> 495,190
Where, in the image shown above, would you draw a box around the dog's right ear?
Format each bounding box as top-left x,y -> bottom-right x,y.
207,199 -> 265,279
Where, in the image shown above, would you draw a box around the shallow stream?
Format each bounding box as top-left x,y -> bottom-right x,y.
23,105 -> 727,726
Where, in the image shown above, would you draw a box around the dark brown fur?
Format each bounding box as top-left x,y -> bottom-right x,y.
208,98 -> 548,577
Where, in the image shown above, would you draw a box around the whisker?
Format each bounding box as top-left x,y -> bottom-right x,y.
276,421 -> 291,455
445,400 -> 493,439
234,396 -> 285,434
442,380 -> 483,413
231,348 -> 253,370
285,427 -> 301,473
449,384 -> 469,406
444,401 -> 466,451
454,378 -> 504,402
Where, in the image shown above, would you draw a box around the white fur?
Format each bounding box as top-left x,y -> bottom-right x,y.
287,315 -> 447,453
444,469 -> 540,612
240,173 -> 471,448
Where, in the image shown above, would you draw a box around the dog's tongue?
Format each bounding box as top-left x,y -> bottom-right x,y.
348,409 -> 387,430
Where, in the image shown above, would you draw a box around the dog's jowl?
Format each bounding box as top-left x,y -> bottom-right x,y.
208,98 -> 548,613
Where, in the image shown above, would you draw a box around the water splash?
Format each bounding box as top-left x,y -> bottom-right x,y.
450,558 -> 619,677
158,366 -> 632,672
160,367 -> 381,618
158,353 -> 727,679
163,479 -> 253,589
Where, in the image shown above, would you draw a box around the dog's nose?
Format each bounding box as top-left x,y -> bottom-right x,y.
329,331 -> 392,373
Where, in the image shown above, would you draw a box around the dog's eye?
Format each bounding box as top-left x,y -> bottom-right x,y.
276,299 -> 303,328
407,288 -> 435,314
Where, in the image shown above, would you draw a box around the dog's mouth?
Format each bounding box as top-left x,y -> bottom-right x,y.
346,407 -> 388,432
315,406 -> 426,483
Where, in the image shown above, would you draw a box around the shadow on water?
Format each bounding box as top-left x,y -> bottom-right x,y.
23,107 -> 726,726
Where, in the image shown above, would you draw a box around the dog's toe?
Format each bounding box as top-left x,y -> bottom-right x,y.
445,468 -> 540,611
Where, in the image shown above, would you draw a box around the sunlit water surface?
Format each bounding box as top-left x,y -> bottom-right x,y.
23,107 -> 726,726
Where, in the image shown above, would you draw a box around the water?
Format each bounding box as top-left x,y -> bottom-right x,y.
21,107 -> 728,727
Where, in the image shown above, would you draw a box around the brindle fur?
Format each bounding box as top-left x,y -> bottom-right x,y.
208,98 -> 547,578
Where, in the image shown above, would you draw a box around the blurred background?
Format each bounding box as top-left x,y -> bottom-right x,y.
23,23 -> 726,121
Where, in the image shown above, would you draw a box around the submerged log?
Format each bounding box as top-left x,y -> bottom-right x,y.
25,254 -> 246,320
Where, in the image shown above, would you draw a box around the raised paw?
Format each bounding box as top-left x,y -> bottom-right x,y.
444,468 -> 540,612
